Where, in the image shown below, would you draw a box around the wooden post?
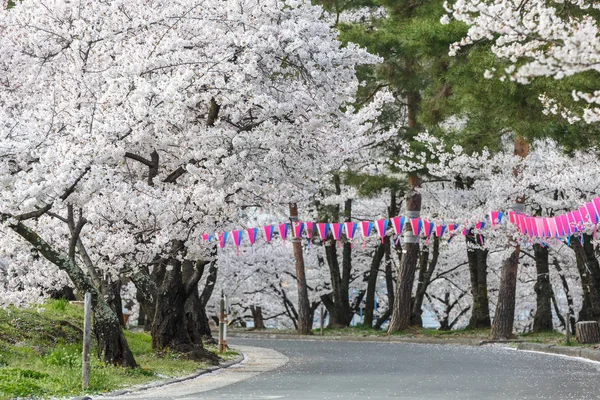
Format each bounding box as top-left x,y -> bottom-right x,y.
82,292 -> 91,389
566,309 -> 571,345
320,304 -> 324,336
576,321 -> 600,344
219,291 -> 227,353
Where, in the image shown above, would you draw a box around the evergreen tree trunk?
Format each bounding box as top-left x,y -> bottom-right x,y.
389,175 -> 421,333
290,203 -> 312,334
490,249 -> 520,339
491,135 -> 528,340
570,234 -> 600,322
533,244 -> 554,332
466,233 -> 491,329
363,243 -> 386,327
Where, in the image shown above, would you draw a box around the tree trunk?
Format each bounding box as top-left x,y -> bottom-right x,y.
411,236 -> 439,326
290,203 -> 312,334
490,249 -> 520,339
182,260 -> 214,342
384,235 -> 395,315
552,257 -> 576,334
389,175 -> 421,333
151,256 -> 218,363
250,305 -> 266,330
491,135 -> 528,340
93,300 -> 137,367
533,244 -> 554,332
570,234 -> 600,323
466,233 -> 491,329
105,280 -> 125,328
9,222 -> 137,367
151,259 -> 190,350
131,264 -> 157,331
363,243 -> 386,327
199,256 -> 218,310
341,200 -> 353,322
576,321 -> 600,343
137,307 -> 146,329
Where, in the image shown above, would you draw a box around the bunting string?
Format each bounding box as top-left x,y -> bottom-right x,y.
209,198 -> 600,254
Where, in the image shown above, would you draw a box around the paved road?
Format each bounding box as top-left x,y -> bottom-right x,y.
107,338 -> 600,400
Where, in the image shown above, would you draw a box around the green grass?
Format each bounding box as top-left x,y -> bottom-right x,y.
257,324 -> 586,345
313,323 -> 381,336
0,301 -> 236,400
519,330 -> 565,343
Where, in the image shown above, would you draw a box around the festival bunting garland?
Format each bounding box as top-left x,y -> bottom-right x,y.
209,198 -> 600,253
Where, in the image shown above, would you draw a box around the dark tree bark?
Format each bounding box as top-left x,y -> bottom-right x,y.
290,203 -> 312,334
182,261 -> 210,344
9,222 -> 137,367
389,174 -> 422,333
384,236 -> 396,316
374,308 -> 391,330
137,306 -> 146,329
491,135 -> 528,340
199,257 -> 218,310
427,291 -> 470,331
411,235 -> 439,326
150,252 -> 218,363
151,259 -> 189,350
250,306 -> 266,330
323,242 -> 353,327
552,257 -> 576,334
48,286 -> 76,300
93,300 -> 137,367
570,234 -> 600,323
533,244 -> 554,332
271,282 -> 299,329
363,243 -> 386,327
106,280 -> 125,328
490,249 -> 520,339
373,235 -> 397,330
466,233 -> 491,329
321,195 -> 354,328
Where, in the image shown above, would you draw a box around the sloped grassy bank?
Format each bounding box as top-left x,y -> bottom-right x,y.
0,299 -> 235,399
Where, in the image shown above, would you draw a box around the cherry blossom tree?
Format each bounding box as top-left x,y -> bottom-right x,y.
443,0 -> 600,123
0,0 -> 386,361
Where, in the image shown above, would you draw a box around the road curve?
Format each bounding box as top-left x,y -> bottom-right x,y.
100,338 -> 600,400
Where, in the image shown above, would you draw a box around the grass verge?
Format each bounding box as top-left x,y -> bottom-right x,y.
0,299 -> 237,399
245,324 -> 595,348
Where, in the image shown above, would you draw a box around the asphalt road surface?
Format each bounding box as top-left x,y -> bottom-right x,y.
118,338 -> 600,400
